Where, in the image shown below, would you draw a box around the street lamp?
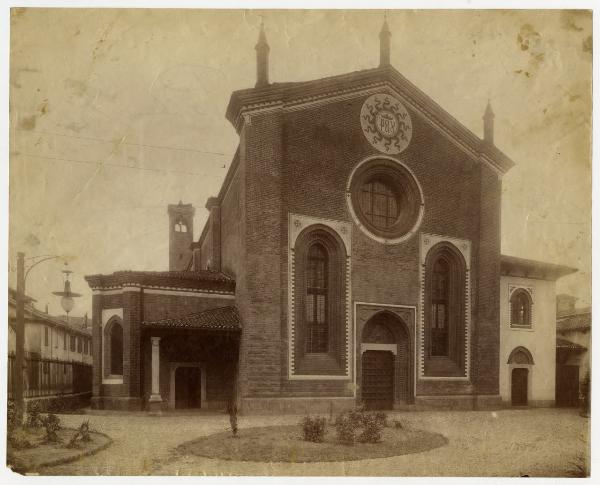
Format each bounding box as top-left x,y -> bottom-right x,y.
13,253 -> 79,424
52,263 -> 82,320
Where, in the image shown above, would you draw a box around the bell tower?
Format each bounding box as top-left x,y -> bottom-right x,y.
168,201 -> 195,271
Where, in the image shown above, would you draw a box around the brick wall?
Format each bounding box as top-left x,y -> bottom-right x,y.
231,90 -> 502,400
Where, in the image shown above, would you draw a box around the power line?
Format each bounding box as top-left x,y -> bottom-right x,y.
13,128 -> 233,158
18,152 -> 224,178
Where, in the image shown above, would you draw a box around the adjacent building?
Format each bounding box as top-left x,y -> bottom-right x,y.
8,288 -> 93,405
85,21 -> 578,413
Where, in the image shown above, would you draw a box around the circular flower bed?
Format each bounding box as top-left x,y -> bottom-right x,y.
178,424 -> 447,463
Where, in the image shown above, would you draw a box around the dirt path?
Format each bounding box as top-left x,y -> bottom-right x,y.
35,408 -> 589,477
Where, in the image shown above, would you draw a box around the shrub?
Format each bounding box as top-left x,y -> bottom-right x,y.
335,409 -> 388,445
335,412 -> 359,445
48,394 -> 69,414
227,401 -> 238,437
26,401 -> 43,428
357,412 -> 384,444
7,400 -> 17,433
8,428 -> 36,450
42,413 -> 62,443
66,420 -> 92,449
374,411 -> 389,428
301,416 -> 327,443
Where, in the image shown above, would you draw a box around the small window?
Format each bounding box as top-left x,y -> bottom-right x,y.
77,337 -> 82,353
109,321 -> 124,375
510,289 -> 532,328
63,331 -> 67,350
44,327 -> 49,346
70,335 -> 76,352
174,219 -> 188,233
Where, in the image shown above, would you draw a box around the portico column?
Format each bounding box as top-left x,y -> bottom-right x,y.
149,337 -> 162,404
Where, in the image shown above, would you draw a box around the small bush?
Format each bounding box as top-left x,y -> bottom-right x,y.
7,400 -> 17,433
66,420 -> 92,449
335,409 -> 388,445
357,413 -> 384,443
8,428 -> 36,450
393,419 -> 404,429
301,416 -> 327,443
335,412 -> 359,445
43,413 -> 62,443
26,401 -> 43,428
48,394 -> 69,414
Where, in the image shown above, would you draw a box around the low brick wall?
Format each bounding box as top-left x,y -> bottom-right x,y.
240,397 -> 356,415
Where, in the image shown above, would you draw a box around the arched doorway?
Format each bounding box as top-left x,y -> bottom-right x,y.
508,346 -> 534,407
511,368 -> 528,406
361,311 -> 411,409
175,366 -> 202,409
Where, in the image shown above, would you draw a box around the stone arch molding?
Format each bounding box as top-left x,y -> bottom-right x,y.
507,346 -> 535,365
287,213 -> 352,380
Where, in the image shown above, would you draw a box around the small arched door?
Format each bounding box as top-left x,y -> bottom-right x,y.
511,368 -> 528,406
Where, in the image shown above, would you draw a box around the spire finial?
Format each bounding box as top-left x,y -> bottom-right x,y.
483,99 -> 495,144
379,13 -> 392,67
255,18 -> 270,87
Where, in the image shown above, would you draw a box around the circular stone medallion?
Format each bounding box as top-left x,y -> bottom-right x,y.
361,94 -> 412,154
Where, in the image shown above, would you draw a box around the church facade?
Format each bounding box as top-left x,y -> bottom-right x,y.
85,21 -> 575,412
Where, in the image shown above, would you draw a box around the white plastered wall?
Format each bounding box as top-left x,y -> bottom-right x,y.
499,276 -> 556,405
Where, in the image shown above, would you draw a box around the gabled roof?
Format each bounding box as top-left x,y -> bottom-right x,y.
556,337 -> 587,351
143,306 -> 240,331
500,255 -> 578,281
557,309 -> 591,333
226,64 -> 515,174
85,270 -> 235,293
7,290 -> 92,337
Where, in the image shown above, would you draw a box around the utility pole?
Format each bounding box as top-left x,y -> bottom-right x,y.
15,252 -> 25,424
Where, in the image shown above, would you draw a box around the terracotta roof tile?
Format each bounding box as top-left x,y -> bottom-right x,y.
85,270 -> 235,293
143,306 -> 240,331
557,311 -> 591,332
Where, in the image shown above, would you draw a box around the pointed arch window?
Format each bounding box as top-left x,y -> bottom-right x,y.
510,289 -> 532,328
104,317 -> 124,377
175,219 -> 188,233
306,243 -> 329,353
424,242 -> 467,376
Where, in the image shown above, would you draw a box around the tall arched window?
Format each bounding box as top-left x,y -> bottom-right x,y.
306,243 -> 329,353
431,258 -> 449,356
104,318 -> 123,376
293,224 -> 348,376
510,289 -> 532,328
424,242 -> 467,376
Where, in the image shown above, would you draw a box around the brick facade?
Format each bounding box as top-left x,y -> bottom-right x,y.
87,55 -> 517,412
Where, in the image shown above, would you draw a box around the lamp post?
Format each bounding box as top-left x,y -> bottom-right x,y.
52,263 -> 82,321
13,253 -> 78,424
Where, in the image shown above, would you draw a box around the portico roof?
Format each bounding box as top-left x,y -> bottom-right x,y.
556,337 -> 587,352
500,255 -> 577,281
142,306 -> 240,331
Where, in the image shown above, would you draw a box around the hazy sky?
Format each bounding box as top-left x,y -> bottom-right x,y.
8,8 -> 592,316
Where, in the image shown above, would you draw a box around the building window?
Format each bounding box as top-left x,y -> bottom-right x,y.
293,224 -> 348,375
305,243 -> 329,353
77,337 -> 82,353
84,339 -> 88,355
510,289 -> 533,328
347,158 -> 424,243
359,179 -> 400,230
63,331 -> 67,350
44,327 -> 49,346
174,219 -> 187,233
105,318 -> 124,376
431,259 -> 450,357
424,242 -> 467,376
53,329 -> 58,348
70,335 -> 76,352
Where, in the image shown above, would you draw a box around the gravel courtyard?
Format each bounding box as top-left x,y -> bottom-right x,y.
31,408 -> 589,477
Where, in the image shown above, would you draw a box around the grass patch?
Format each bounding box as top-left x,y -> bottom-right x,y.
178,424 -> 447,463
7,427 -> 112,474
